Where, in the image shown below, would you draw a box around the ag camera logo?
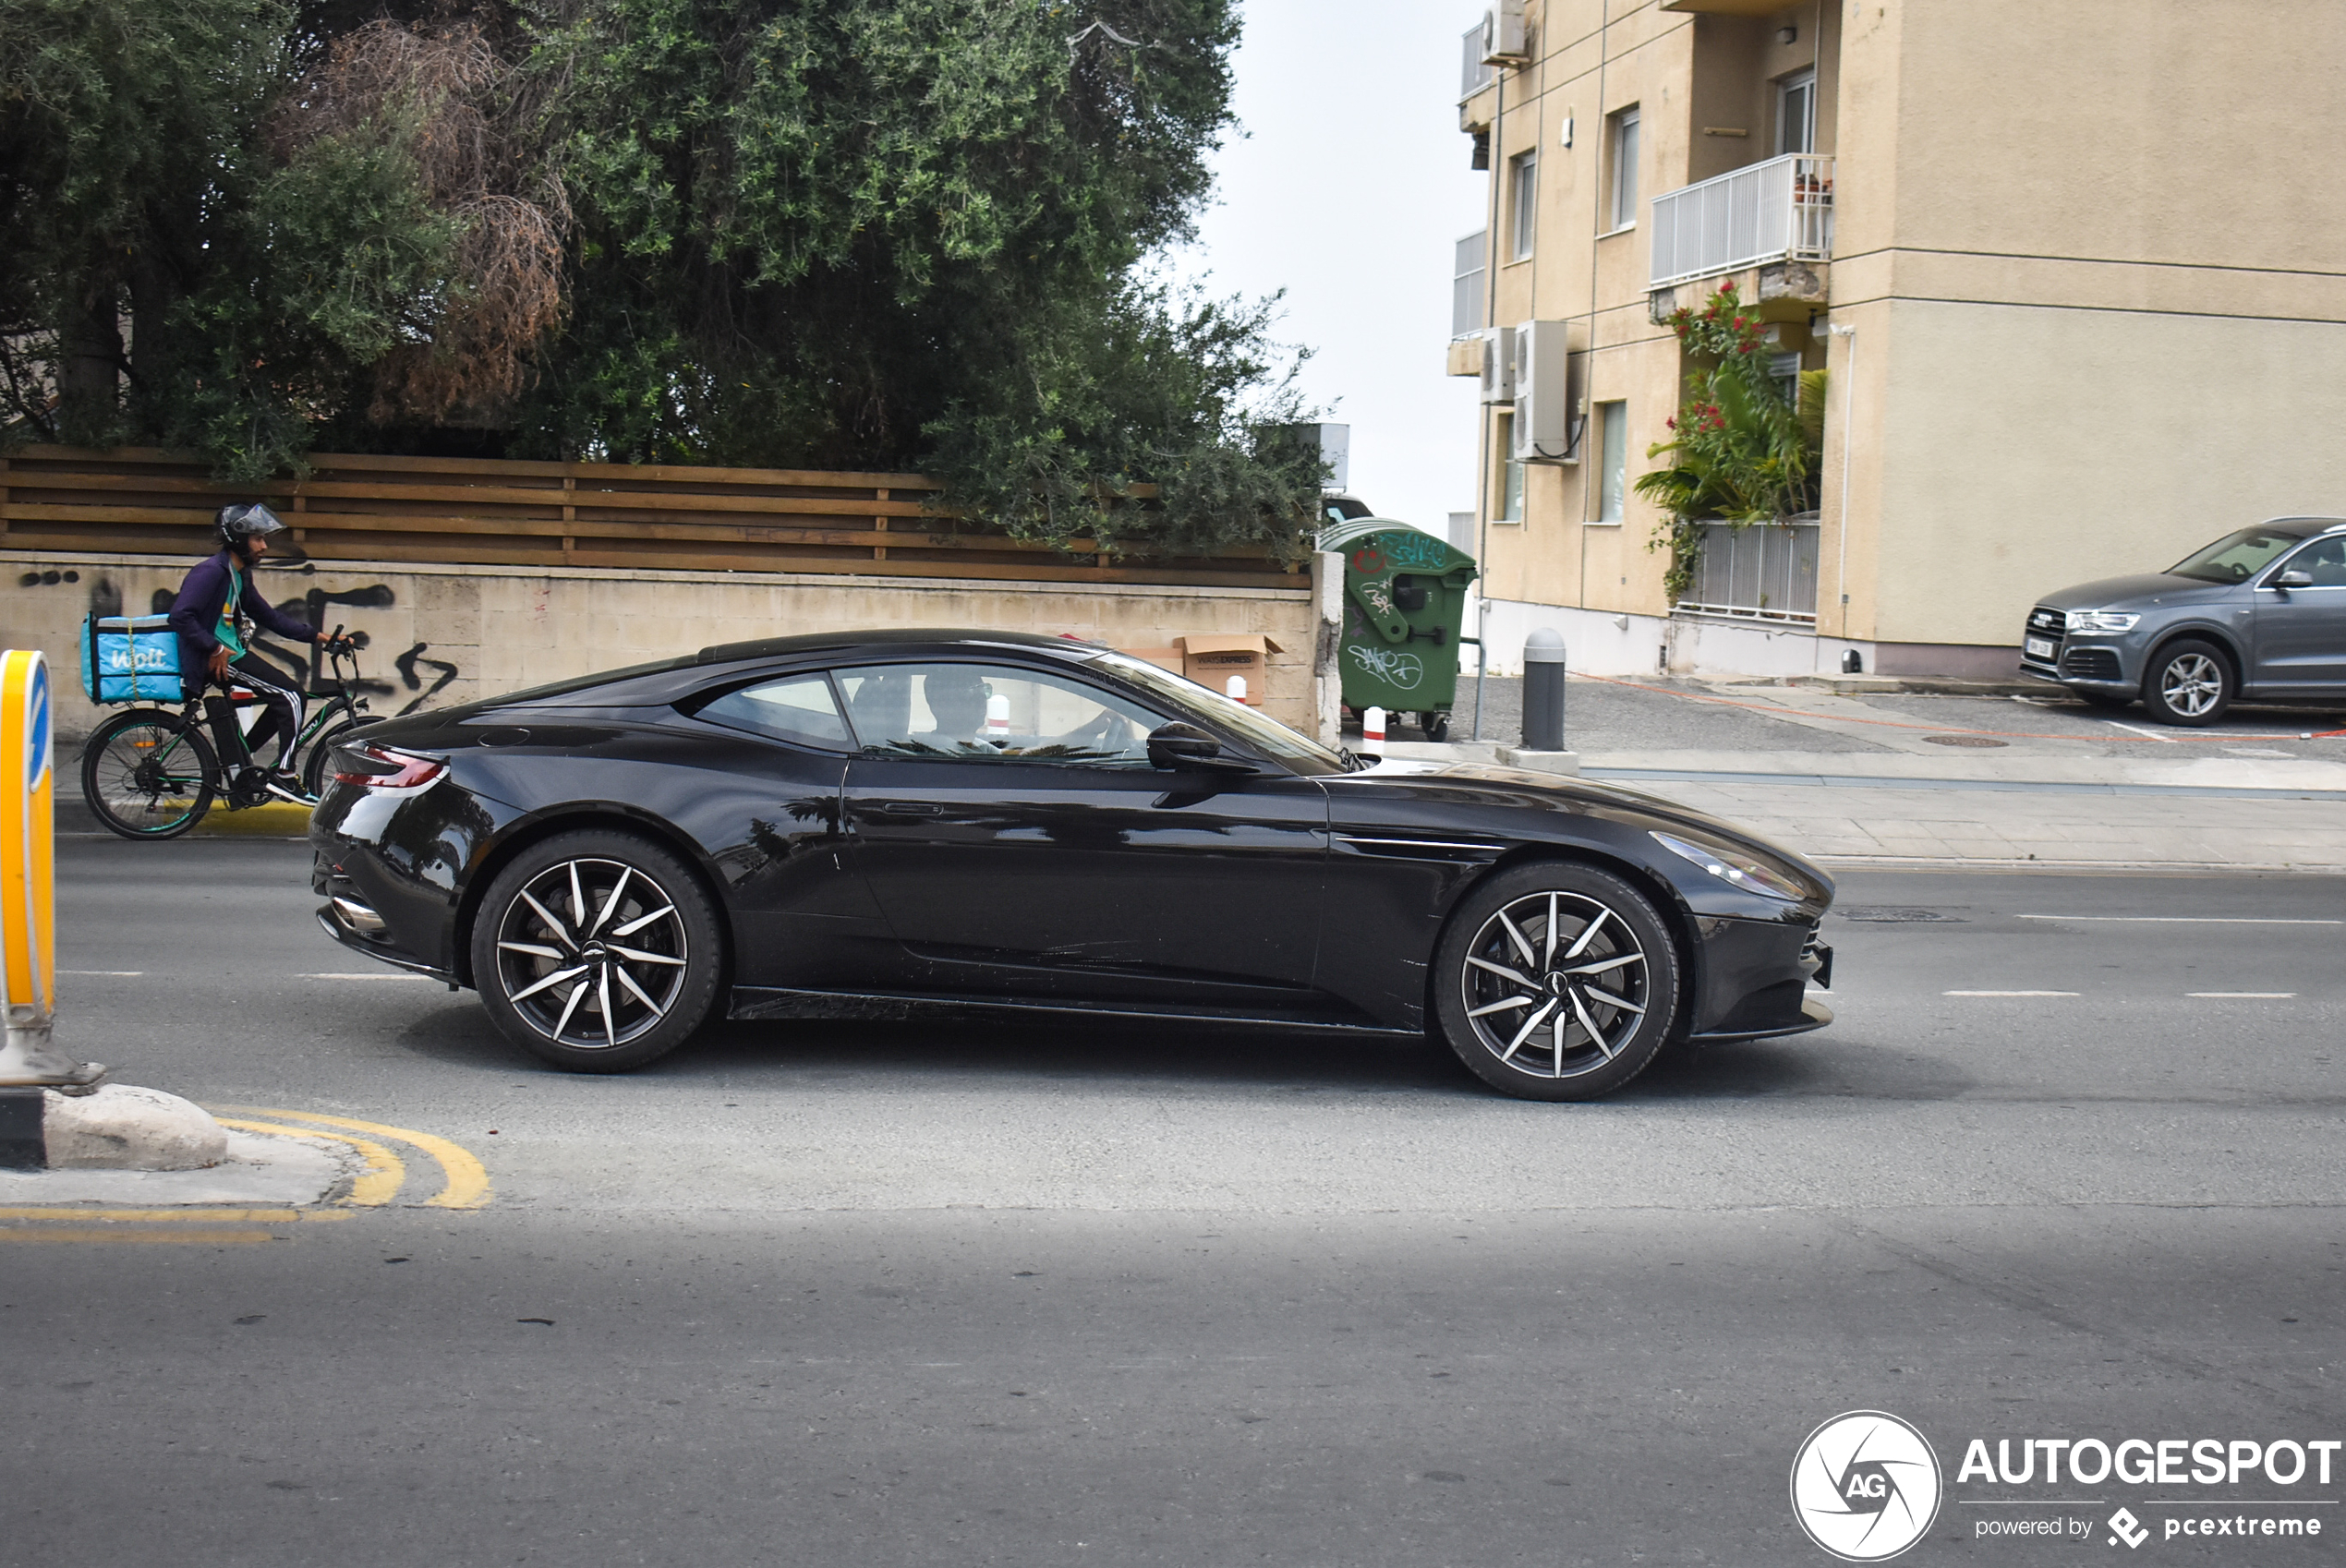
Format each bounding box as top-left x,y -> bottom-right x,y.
1791,1411 -> 1943,1562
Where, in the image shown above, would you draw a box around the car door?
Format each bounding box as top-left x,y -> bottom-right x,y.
666,668 -> 901,990
2251,537 -> 2346,694
835,659 -> 1328,1007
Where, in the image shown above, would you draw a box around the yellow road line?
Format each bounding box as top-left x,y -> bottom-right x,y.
213,1108 -> 492,1210
0,1207 -> 351,1224
214,1118 -> 405,1207
0,1227 -> 278,1245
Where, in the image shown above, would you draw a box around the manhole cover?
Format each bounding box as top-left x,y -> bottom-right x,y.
1922,733 -> 2008,747
1836,907 -> 1969,923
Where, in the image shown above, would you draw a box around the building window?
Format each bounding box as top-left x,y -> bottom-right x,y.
1508,152 -> 1538,260
1767,350 -> 1802,406
1598,402 -> 1627,522
1607,107 -> 1639,231
1453,230 -> 1486,338
1777,69 -> 1816,156
1498,415 -> 1525,522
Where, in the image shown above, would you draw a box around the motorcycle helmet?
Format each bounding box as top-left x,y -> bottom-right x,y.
215,502 -> 288,553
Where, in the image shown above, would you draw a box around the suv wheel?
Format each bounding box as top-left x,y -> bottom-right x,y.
2141,639 -> 2233,726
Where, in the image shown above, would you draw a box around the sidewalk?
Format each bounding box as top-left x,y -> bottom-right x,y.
1384,675 -> 2346,873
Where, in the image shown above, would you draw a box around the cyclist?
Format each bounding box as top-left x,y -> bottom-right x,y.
169,503 -> 333,803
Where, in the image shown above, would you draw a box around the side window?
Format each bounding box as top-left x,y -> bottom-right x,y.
695,672 -> 853,751
834,663 -> 1165,766
2290,537 -> 2346,586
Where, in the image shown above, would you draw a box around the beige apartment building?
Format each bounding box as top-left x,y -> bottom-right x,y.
1449,0 -> 2346,677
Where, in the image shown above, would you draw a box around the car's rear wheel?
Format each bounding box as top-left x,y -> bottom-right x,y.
2141,639 -> 2233,726
1431,862 -> 1682,1102
470,830 -> 723,1072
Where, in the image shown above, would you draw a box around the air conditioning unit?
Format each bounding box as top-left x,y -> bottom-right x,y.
1510,320 -> 1578,464
1481,0 -> 1528,65
1479,326 -> 1517,404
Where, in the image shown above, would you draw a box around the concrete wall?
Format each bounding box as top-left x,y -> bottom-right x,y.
8,553 -> 1320,742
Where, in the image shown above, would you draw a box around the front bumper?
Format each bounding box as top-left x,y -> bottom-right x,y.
1683,915 -> 1836,1043
2019,610 -> 2138,694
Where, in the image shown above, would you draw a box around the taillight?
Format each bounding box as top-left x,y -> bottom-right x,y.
330,744 -> 447,795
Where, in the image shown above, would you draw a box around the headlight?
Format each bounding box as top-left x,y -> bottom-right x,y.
1651,830 -> 1809,902
2064,609 -> 2139,634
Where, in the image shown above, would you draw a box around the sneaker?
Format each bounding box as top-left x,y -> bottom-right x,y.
261,769 -> 316,806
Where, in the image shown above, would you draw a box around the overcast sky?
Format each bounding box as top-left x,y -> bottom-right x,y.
1166,2 -> 1491,531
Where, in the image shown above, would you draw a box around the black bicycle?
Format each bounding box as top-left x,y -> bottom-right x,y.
79,628 -> 381,839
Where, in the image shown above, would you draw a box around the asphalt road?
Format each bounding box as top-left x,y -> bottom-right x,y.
6,837 -> 2342,1566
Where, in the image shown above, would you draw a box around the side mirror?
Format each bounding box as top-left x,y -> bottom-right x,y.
1146,722 -> 1254,773
2275,569 -> 2315,589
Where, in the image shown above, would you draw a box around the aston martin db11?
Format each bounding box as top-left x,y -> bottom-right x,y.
310,630 -> 1833,1100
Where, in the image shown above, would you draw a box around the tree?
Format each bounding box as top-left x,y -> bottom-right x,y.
1,0 -> 1319,553
1635,281 -> 1826,603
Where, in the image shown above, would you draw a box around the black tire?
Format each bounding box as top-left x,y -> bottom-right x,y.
470,829 -> 724,1072
79,709 -> 218,840
1431,862 -> 1682,1102
301,711 -> 385,798
2140,638 -> 2233,727
1421,712 -> 1451,742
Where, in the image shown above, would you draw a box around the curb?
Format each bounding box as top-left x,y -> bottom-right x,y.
58,799 -> 312,838
0,1084 -> 230,1171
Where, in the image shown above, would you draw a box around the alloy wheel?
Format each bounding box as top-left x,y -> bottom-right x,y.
492,857 -> 690,1049
2159,653 -> 2224,719
1457,889 -> 1651,1080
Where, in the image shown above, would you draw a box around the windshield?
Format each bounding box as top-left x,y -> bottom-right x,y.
1085,651 -> 1354,775
2167,526 -> 2306,585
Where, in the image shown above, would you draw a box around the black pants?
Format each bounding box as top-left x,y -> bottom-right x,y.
203,650 -> 307,769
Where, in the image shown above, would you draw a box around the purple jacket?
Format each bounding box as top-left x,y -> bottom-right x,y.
170,550 -> 316,681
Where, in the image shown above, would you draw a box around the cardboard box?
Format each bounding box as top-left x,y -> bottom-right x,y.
1176,633 -> 1282,704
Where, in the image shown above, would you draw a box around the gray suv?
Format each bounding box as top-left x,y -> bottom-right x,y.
2021,516 -> 2346,725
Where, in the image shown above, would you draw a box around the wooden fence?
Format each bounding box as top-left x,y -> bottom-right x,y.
0,446 -> 1303,589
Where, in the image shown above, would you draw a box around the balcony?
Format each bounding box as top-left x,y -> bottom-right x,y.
1649,154 -> 1834,290
1675,517 -> 1820,625
1460,25 -> 1494,100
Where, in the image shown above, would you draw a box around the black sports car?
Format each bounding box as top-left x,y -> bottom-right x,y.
310,630 -> 1833,1100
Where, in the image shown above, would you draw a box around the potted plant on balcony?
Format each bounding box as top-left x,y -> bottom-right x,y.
1636,282 -> 1825,605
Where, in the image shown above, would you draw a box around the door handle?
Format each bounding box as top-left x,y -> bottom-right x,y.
865,802 -> 942,817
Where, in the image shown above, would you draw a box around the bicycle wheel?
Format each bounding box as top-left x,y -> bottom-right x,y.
300,710 -> 386,798
80,709 -> 218,839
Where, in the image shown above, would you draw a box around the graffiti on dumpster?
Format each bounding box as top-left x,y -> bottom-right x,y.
1353,531 -> 1452,576
1347,644 -> 1425,691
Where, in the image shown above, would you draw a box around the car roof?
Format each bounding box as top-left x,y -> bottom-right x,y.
2261,515 -> 2346,534
695,628 -> 1103,665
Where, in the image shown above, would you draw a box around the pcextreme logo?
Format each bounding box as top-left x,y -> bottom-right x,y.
1791,1411 -> 1945,1562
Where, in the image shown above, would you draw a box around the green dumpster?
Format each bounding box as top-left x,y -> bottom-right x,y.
1319,518 -> 1479,742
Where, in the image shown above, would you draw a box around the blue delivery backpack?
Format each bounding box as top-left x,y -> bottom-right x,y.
79,613 -> 187,703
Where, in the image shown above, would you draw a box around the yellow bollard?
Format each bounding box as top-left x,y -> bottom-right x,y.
0,650 -> 104,1090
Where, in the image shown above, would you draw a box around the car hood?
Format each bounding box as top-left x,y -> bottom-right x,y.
2037,573 -> 2236,611
1345,757 -> 1833,896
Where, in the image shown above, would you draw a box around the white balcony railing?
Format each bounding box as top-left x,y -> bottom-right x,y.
1675,517 -> 1820,624
1649,154 -> 1834,289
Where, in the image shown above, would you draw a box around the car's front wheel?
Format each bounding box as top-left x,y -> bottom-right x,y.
2141,638 -> 2234,726
470,829 -> 724,1072
1431,862 -> 1682,1101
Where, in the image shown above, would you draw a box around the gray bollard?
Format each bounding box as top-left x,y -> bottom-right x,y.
1522,628 -> 1566,752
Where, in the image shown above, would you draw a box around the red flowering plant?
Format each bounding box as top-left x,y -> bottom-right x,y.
1635,282 -> 1825,602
